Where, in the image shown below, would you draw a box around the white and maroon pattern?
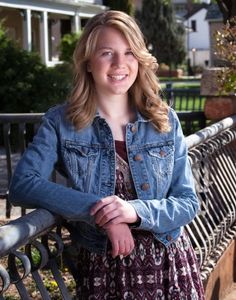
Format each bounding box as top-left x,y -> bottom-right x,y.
75,142 -> 205,299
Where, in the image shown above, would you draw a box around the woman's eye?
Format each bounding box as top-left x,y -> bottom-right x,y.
126,51 -> 134,56
102,51 -> 113,57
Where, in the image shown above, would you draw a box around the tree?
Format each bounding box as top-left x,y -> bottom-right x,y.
215,0 -> 236,23
103,0 -> 135,16
0,22 -> 71,113
136,0 -> 186,68
191,0 -> 236,23
215,17 -> 236,95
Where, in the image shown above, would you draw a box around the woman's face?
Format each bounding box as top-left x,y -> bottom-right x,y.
88,26 -> 139,99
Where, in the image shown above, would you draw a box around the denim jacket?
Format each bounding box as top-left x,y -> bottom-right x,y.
9,104 -> 199,255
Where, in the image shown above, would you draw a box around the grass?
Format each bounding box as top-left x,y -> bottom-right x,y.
172,95 -> 206,111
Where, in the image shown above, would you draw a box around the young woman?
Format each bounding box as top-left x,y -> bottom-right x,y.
9,10 -> 205,299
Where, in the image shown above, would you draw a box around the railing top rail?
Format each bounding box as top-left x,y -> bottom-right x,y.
0,113 -> 44,123
186,114 -> 236,149
0,209 -> 59,257
164,88 -> 201,93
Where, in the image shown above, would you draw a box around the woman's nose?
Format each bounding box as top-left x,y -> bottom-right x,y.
112,53 -> 125,67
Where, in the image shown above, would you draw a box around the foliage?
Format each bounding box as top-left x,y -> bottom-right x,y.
0,23 -> 72,113
59,31 -> 82,63
190,0 -> 236,23
103,0 -> 135,16
215,0 -> 236,23
136,0 -> 186,68
215,17 -> 236,95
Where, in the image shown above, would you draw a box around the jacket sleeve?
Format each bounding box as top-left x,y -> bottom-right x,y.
9,108 -> 100,224
129,110 -> 200,234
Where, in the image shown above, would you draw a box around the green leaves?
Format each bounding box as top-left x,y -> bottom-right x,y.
0,23 -> 72,113
215,17 -> 236,95
59,32 -> 82,63
137,0 -> 186,67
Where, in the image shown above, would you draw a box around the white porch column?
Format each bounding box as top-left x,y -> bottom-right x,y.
23,9 -> 32,51
40,11 -> 49,65
73,12 -> 81,33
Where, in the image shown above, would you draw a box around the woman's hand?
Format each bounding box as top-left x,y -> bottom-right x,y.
90,195 -> 139,227
105,223 -> 135,258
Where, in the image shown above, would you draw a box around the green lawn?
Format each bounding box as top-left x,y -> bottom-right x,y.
172,95 -> 205,111
160,78 -> 204,111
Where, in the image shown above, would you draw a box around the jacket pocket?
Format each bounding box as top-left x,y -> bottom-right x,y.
147,142 -> 174,192
62,140 -> 99,192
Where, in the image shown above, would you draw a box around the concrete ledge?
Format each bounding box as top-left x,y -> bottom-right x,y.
204,239 -> 236,300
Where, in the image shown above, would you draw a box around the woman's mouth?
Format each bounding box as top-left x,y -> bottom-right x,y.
108,74 -> 127,81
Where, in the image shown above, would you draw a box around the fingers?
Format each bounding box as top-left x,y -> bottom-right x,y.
106,224 -> 135,258
111,240 -> 119,258
111,239 -> 134,258
94,204 -> 118,226
91,196 -> 125,227
90,196 -> 115,216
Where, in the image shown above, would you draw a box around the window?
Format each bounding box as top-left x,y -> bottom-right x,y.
191,20 -> 197,32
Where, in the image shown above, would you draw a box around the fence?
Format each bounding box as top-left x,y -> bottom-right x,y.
163,86 -> 206,135
185,115 -> 236,281
0,113 -> 43,218
0,114 -> 235,299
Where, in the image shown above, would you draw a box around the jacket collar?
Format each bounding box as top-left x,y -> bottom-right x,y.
94,110 -> 150,123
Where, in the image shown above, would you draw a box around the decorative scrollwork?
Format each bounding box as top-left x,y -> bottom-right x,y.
8,250 -> 31,283
0,264 -> 10,294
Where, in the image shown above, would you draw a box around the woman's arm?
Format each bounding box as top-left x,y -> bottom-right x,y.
90,111 -> 199,233
9,109 -> 100,223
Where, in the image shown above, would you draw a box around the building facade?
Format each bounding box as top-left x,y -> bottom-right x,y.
0,0 -> 106,65
184,5 -> 210,68
205,3 -> 223,67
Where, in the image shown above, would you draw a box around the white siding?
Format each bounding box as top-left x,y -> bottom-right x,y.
185,8 -> 210,50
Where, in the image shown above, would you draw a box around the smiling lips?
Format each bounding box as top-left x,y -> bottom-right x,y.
108,74 -> 128,81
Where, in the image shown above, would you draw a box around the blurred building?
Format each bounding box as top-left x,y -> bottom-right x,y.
184,3 -> 210,69
135,0 -> 213,70
205,3 -> 223,66
0,0 -> 107,66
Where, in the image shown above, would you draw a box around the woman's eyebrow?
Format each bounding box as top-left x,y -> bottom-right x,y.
97,46 -> 113,51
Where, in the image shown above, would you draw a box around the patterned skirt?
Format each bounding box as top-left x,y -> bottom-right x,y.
75,230 -> 205,300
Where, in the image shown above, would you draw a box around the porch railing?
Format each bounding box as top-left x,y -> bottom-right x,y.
185,114 -> 236,281
0,114 -> 235,298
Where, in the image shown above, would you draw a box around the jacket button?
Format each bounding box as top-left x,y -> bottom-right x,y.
159,150 -> 166,157
141,183 -> 150,191
131,126 -> 137,133
166,235 -> 173,241
134,154 -> 142,161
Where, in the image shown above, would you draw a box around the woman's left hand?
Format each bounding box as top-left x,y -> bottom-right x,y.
90,195 -> 138,228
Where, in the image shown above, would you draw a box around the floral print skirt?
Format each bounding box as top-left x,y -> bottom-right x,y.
75,230 -> 205,300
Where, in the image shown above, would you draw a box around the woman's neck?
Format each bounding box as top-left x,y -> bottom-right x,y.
97,95 -> 135,141
97,94 -> 130,119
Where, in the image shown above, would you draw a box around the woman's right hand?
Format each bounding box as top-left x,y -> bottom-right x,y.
105,223 -> 135,258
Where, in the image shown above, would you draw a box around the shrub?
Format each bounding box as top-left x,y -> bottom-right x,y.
0,23 -> 72,113
59,32 -> 82,63
215,17 -> 236,95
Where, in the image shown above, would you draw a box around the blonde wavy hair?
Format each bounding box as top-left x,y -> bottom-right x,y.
67,10 -> 170,132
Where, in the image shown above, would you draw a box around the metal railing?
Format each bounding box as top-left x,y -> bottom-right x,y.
185,114 -> 236,281
164,87 -> 206,111
0,114 -> 235,298
163,87 -> 207,135
0,114 -> 43,218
